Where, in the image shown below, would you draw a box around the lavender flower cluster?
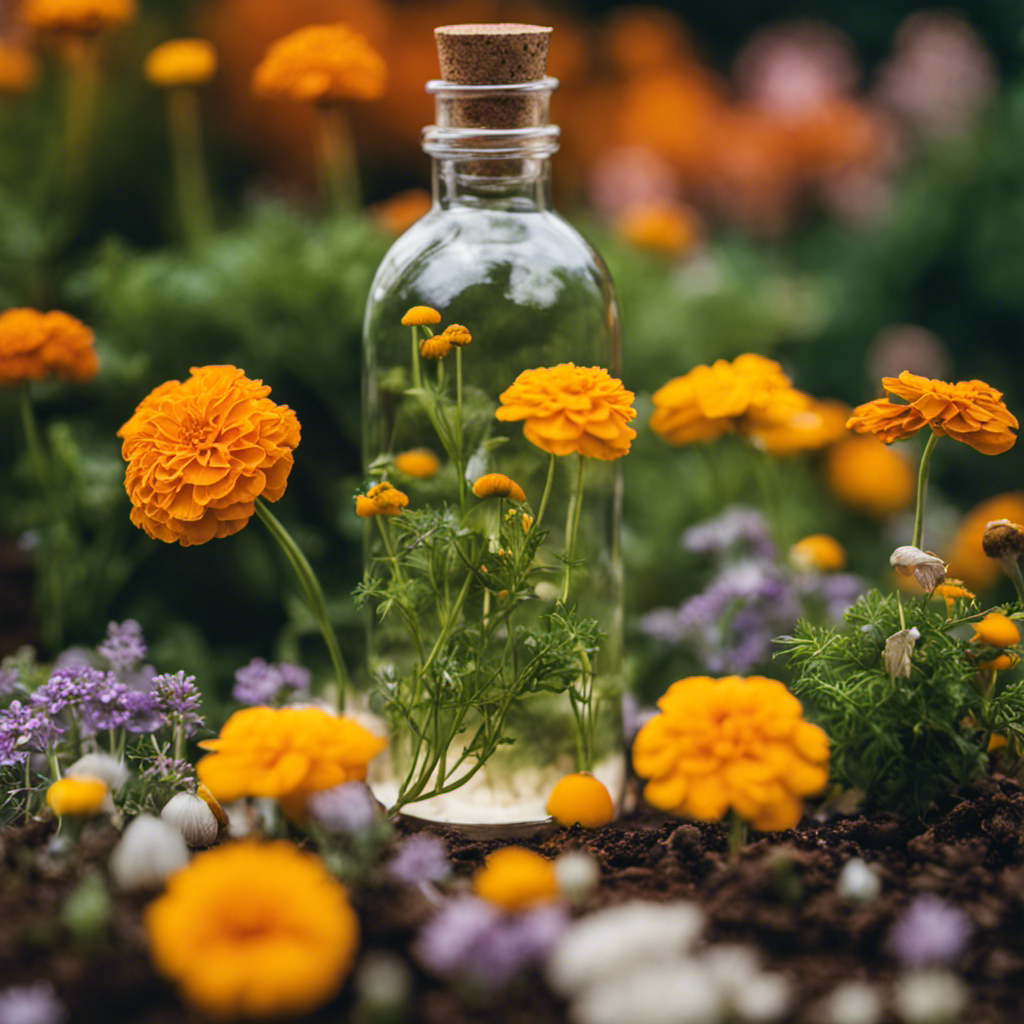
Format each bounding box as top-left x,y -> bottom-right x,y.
232,657 -> 311,706
640,506 -> 863,674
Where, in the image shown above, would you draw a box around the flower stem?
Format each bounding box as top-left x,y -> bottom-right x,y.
455,347 -> 466,513
532,453 -> 557,535
62,36 -> 100,202
409,327 -> 423,392
727,811 -> 748,861
375,515 -> 404,585
911,432 -> 940,551
19,385 -> 50,493
254,498 -> 349,708
315,103 -> 359,213
166,87 -> 215,249
561,454 -> 587,604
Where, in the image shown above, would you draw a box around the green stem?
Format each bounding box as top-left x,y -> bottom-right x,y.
167,87 -> 215,249
561,454 -> 587,604
375,515 -> 405,585
532,453 -> 557,535
410,327 -> 423,392
728,811 -> 748,861
314,103 -> 359,212
1004,558 -> 1024,604
911,432 -> 940,551
455,347 -> 466,513
19,385 -> 51,493
254,498 -> 350,708
62,37 -> 100,202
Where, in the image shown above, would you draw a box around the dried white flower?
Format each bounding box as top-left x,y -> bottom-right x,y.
890,547 -> 947,591
571,961 -> 723,1024
836,858 -> 882,902
732,972 -> 791,1023
893,969 -> 967,1023
109,814 -> 189,891
883,627 -> 921,679
547,900 -> 705,998
534,581 -> 561,602
824,980 -> 883,1024
67,753 -> 130,791
555,851 -> 600,904
161,792 -> 218,848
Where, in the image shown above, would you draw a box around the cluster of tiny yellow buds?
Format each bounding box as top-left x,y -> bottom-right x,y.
472,473 -> 526,502
440,323 -> 472,348
521,513 -> 534,533
401,305 -> 441,327
419,334 -> 451,360
355,480 -> 409,518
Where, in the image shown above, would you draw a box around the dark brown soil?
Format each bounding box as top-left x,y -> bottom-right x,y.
4,777 -> 1024,1023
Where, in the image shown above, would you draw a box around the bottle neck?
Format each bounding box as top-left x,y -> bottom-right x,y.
422,77 -> 560,213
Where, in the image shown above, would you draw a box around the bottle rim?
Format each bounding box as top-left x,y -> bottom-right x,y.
425,75 -> 559,97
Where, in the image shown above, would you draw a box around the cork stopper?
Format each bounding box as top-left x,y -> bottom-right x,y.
433,23 -> 552,131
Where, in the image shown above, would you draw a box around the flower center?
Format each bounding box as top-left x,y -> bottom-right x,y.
177,415 -> 214,451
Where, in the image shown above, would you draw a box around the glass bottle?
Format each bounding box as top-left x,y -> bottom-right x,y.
362,24 -> 624,825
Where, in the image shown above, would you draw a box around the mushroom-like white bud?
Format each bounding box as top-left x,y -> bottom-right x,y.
161,792 -> 219,848
555,851 -> 600,904
67,752 -> 130,790
109,814 -> 189,891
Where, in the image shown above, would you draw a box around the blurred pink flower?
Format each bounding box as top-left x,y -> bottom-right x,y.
588,146 -> 680,219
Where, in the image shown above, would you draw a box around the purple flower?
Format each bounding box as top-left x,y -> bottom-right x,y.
681,506 -> 775,561
153,672 -> 204,736
386,834 -> 451,885
51,648 -> 92,671
141,755 -> 194,782
78,680 -> 135,734
415,895 -> 568,989
307,782 -> 380,833
232,658 -> 311,706
0,666 -> 19,697
32,666 -> 107,715
0,701 -> 63,766
888,895 -> 973,967
121,689 -> 165,734
97,620 -> 147,674
0,980 -> 66,1024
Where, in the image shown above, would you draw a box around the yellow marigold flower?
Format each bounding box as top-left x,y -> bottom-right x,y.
440,324 -> 472,348
472,473 -> 526,502
473,846 -> 559,911
0,307 -> 98,387
117,366 -> 299,547
945,493 -> 1024,590
823,435 -> 915,517
144,39 -> 217,88
355,480 -> 409,518
649,354 -> 803,447
846,371 -> 1018,455
632,675 -> 829,831
400,305 -> 441,327
394,448 -> 440,479
21,0 -> 134,35
46,775 -> 108,816
252,24 -> 386,105
615,201 -> 702,257
497,363 -> 637,461
369,188 -> 432,236
545,772 -> 615,828
970,613 -> 1021,649
197,707 -> 386,820
145,841 -> 359,1018
790,534 -> 846,572
748,398 -> 850,455
419,333 -> 451,359
0,42 -> 37,96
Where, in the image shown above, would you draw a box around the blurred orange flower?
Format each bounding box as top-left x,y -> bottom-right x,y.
633,675 -> 829,830
847,372 -> 1017,455
0,307 -> 97,386
823,435 -> 915,517
497,363 -> 637,460
393,448 -> 440,479
0,41 -> 37,95
118,365 -> 300,547
21,0 -> 134,35
369,188 -> 431,235
615,201 -> 702,257
747,397 -> 850,455
473,846 -> 559,911
144,38 -> 217,88
146,841 -> 359,1018
944,493 -> 1024,590
252,23 -> 386,104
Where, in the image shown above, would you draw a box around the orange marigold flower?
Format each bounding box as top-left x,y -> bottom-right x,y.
0,307 -> 98,386
847,372 -> 1018,455
970,613 -> 1021,648
823,435 -> 915,517
440,323 -> 472,348
472,473 -> 526,502
46,775 -> 108,816
21,0 -> 135,34
393,448 -> 440,479
934,580 -> 975,613
355,481 -> 409,517
789,534 -> 846,572
649,354 -> 804,446
632,675 -> 829,831
615,201 -> 702,257
546,772 -> 615,827
979,653 -> 1019,672
117,366 -> 299,548
252,24 -> 386,104
473,846 -> 559,911
369,189 -> 431,236
945,493 -> 1024,591
748,397 -> 850,455
196,707 -> 386,819
145,841 -> 359,1018
400,305 -> 441,327
144,39 -> 217,88
0,42 -> 37,96
419,333 -> 451,359
496,363 -> 637,461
